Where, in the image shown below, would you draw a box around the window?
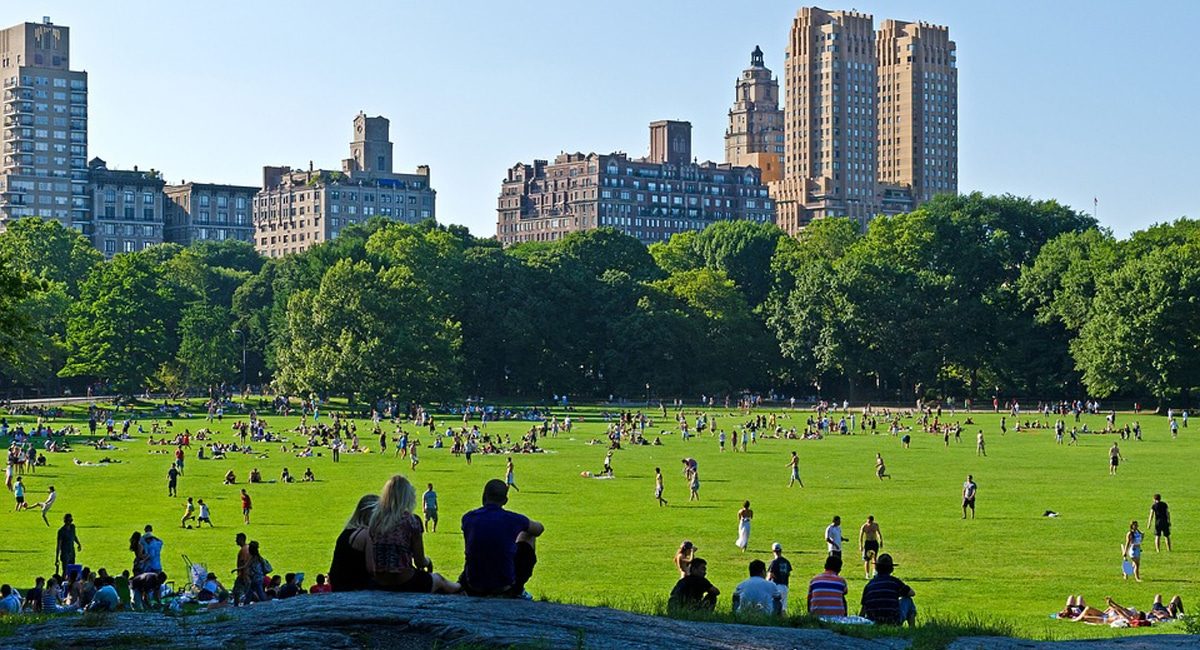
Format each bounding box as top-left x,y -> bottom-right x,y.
143,192 -> 154,205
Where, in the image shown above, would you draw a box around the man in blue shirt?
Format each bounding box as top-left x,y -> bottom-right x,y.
423,483 -> 439,532
460,479 -> 544,598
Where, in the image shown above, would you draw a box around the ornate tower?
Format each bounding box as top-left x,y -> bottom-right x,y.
724,46 -> 784,181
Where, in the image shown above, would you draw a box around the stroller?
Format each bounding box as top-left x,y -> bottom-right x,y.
178,554 -> 209,600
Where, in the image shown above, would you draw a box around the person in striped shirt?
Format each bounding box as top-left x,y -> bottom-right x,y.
859,553 -> 916,625
806,555 -> 848,617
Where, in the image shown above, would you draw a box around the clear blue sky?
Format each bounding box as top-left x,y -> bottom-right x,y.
13,1 -> 1198,236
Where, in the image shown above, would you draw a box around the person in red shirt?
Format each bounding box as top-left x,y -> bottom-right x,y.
241,489 -> 252,524
308,573 -> 332,594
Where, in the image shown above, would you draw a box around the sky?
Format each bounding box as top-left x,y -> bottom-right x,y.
10,0 -> 1198,237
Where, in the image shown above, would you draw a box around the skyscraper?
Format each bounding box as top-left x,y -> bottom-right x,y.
876,19 -> 957,203
724,46 -> 784,182
769,7 -> 955,235
0,18 -> 89,234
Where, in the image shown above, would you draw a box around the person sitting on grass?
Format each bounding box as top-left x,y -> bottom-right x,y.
85,577 -> 120,612
807,554 -> 848,617
859,553 -> 916,626
223,470 -> 236,485
276,573 -> 300,599
732,559 -> 781,615
197,573 -> 229,602
308,574 -> 332,594
668,557 -> 720,612
0,584 -> 21,614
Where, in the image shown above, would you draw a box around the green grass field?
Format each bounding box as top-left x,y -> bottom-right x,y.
0,401 -> 1194,641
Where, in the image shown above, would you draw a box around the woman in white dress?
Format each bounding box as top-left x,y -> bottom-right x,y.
735,500 -> 753,551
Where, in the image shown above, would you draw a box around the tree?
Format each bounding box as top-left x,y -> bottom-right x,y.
273,259 -> 460,403
655,268 -> 774,392
1072,242 -> 1200,403
59,252 -> 176,396
176,304 -> 238,389
0,263 -> 40,373
0,217 -> 102,296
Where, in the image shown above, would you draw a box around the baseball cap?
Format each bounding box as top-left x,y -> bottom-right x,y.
876,553 -> 897,569
772,542 -> 783,551
681,540 -> 695,550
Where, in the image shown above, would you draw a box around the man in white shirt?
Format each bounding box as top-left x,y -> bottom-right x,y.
732,559 -> 781,615
825,516 -> 846,558
36,485 -> 57,526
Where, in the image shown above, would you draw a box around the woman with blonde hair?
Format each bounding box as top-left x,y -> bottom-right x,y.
329,494 -> 378,592
356,475 -> 459,593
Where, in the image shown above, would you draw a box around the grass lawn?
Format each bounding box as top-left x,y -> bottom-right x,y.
0,400 -> 1194,641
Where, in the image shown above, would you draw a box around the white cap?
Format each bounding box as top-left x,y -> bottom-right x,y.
772,542 -> 782,551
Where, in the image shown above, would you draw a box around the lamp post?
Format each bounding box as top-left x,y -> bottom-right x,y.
232,328 -> 247,400
645,383 -> 651,407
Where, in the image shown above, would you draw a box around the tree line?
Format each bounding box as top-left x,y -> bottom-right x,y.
0,193 -> 1195,405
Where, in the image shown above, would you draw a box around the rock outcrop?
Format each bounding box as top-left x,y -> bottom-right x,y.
8,593 -> 1196,649
7,592 -> 904,649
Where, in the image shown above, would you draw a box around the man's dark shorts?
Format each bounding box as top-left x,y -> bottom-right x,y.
963,497 -> 975,509
1156,523 -> 1171,537
460,541 -> 536,598
863,540 -> 879,561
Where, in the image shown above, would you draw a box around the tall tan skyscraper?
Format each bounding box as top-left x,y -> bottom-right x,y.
877,20 -> 957,203
725,46 -> 784,182
0,18 -> 89,233
770,7 -> 956,235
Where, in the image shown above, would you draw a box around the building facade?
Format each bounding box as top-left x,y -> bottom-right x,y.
724,46 -> 784,183
769,7 -> 955,235
86,157 -> 164,256
497,121 -> 775,246
253,113 -> 435,258
0,18 -> 89,235
163,182 -> 256,245
877,19 -> 957,203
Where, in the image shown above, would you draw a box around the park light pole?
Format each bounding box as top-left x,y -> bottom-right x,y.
232,328 -> 247,400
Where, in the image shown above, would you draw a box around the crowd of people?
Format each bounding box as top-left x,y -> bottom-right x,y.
0,395 -> 1190,635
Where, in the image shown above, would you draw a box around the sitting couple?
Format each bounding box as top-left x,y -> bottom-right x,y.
329,476 -> 542,598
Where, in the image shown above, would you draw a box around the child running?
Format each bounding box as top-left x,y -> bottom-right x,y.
180,497 -> 197,528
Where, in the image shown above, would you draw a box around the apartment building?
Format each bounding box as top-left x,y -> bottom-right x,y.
86,157 -> 164,256
0,18 -> 89,235
253,113 -> 435,257
498,121 -> 775,246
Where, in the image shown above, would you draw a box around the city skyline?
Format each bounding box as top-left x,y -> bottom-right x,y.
7,0 -> 1196,238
